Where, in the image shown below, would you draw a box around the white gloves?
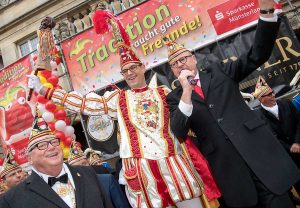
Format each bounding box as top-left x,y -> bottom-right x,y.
27,75 -> 43,93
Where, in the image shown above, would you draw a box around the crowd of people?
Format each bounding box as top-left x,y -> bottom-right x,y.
0,0 -> 300,207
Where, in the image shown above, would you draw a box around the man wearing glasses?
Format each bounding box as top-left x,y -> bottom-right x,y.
0,114 -> 105,208
26,10 -> 222,207
165,0 -> 300,207
253,76 -> 300,201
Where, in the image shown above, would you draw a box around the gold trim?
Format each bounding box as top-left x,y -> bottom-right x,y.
126,91 -> 144,158
117,93 -> 132,157
155,88 -> 169,156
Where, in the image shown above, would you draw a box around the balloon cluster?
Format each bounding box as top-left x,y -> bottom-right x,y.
32,47 -> 81,158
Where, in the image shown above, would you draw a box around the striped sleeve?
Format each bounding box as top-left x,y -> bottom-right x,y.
49,88 -> 120,118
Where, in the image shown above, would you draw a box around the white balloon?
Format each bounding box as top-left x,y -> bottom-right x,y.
64,126 -> 75,136
72,134 -> 76,140
50,60 -> 58,70
37,104 -> 46,113
52,70 -> 59,77
42,112 -> 54,122
55,120 -> 67,131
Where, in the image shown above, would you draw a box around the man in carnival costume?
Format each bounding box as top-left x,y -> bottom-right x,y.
253,76 -> 300,200
0,149 -> 26,190
0,112 -> 105,208
28,10 -> 220,208
67,140 -> 90,166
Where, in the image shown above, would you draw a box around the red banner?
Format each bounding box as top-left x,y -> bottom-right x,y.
0,55 -> 35,164
62,0 -> 261,94
208,0 -> 260,35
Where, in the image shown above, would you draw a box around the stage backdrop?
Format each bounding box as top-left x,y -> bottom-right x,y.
0,55 -> 36,165
61,0 -> 261,95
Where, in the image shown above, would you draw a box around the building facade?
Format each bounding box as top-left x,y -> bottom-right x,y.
0,0 -> 145,157
0,0 -> 145,69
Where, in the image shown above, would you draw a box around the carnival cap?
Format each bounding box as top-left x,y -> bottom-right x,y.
92,10 -> 141,68
252,76 -> 273,99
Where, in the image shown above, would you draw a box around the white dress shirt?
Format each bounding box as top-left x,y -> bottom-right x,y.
32,163 -> 76,208
261,103 -> 279,119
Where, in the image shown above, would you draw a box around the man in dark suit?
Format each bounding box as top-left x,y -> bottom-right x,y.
0,114 -> 105,208
97,174 -> 130,208
166,0 -> 300,207
253,76 -> 300,198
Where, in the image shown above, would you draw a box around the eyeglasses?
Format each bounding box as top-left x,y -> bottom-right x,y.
34,138 -> 60,151
120,64 -> 141,75
169,55 -> 193,69
261,92 -> 274,98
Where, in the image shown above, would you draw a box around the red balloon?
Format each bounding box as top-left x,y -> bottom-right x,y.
63,136 -> 72,146
45,101 -> 56,112
55,57 -> 61,65
54,110 -> 67,120
48,76 -> 59,86
48,122 -> 55,131
37,95 -> 47,104
53,47 -> 59,54
32,54 -> 38,61
40,70 -> 52,79
76,142 -> 82,148
55,131 -> 65,141
64,117 -> 70,125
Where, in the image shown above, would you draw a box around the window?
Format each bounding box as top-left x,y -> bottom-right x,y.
18,36 -> 38,57
0,0 -> 18,8
0,55 -> 3,69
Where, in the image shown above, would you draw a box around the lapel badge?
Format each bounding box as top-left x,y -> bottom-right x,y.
77,173 -> 81,177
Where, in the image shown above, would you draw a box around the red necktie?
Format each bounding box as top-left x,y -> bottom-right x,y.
194,82 -> 205,100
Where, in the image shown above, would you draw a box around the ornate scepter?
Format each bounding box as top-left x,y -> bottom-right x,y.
28,17 -> 56,101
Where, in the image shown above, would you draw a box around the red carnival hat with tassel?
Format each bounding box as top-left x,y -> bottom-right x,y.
92,10 -> 141,68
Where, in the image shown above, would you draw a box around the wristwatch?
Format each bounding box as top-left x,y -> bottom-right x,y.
260,8 -> 275,14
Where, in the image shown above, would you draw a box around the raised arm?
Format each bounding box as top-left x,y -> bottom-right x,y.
224,0 -> 280,82
28,75 -> 119,118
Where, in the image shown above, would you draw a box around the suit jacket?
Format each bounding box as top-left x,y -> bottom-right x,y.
0,164 -> 105,208
167,19 -> 300,207
97,174 -> 130,208
92,164 -> 111,174
260,99 -> 300,151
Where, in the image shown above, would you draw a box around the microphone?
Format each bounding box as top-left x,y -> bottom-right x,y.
187,76 -> 197,86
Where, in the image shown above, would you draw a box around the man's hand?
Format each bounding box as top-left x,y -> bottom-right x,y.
178,69 -> 194,105
27,75 -> 43,93
290,143 -> 300,153
178,69 -> 194,92
259,0 -> 275,18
